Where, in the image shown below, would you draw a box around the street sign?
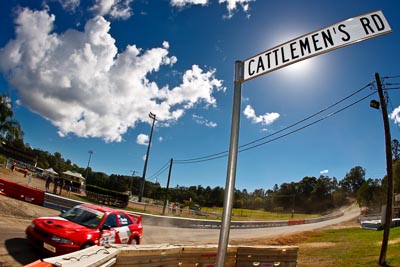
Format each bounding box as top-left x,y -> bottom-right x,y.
217,10 -> 392,266
243,10 -> 392,82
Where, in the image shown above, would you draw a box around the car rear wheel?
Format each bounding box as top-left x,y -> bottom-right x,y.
130,237 -> 138,245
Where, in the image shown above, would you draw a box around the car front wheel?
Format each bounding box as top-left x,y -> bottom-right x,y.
81,243 -> 93,250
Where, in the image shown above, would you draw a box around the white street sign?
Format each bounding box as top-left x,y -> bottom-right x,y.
243,10 -> 392,82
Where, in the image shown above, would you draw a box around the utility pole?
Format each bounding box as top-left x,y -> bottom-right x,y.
375,73 -> 394,266
162,158 -> 173,215
130,170 -> 137,196
139,112 -> 156,202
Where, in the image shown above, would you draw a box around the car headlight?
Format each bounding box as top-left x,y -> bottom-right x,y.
51,235 -> 74,245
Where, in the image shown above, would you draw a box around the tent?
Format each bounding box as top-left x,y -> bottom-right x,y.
44,167 -> 58,177
61,171 -> 85,185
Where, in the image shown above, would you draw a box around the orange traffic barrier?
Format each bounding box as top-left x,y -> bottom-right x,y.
24,260 -> 52,267
287,219 -> 305,226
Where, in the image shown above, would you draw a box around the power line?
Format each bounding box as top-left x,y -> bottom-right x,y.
175,82 -> 373,164
237,91 -> 376,154
382,75 -> 400,91
147,160 -> 170,180
383,75 -> 400,79
238,83 -> 372,150
176,90 -> 376,164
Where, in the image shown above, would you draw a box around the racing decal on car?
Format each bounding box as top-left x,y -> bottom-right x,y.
36,217 -> 69,221
100,230 -> 116,245
114,226 -> 132,244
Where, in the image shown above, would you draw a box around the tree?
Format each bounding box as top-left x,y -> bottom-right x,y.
0,94 -> 23,142
392,159 -> 400,194
357,178 -> 384,211
211,186 -> 224,207
392,139 -> 400,161
339,166 -> 366,196
310,176 -> 334,212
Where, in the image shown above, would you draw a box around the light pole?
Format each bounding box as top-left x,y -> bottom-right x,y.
84,150 -> 93,191
139,112 -> 156,202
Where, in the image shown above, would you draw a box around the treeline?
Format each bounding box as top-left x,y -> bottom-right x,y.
1,93 -> 400,214
136,164 -> 399,214
92,163 -> 399,214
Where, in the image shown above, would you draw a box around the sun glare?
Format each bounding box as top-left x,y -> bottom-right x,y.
258,25 -> 318,80
285,58 -> 313,75
272,57 -> 315,83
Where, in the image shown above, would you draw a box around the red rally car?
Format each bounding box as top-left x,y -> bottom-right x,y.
26,203 -> 143,256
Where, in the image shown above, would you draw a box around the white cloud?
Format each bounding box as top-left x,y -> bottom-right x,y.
56,0 -> 254,19
320,169 -> 329,175
390,106 -> 400,125
243,105 -> 280,125
192,114 -> 217,127
91,0 -> 134,20
136,134 -> 149,145
219,0 -> 255,19
0,8 -> 224,142
161,65 -> 226,109
170,0 -> 208,7
57,0 -> 81,12
170,0 -> 254,18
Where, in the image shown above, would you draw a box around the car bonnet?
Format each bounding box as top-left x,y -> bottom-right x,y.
33,216 -> 94,236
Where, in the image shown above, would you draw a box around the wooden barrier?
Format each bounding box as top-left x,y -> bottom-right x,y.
0,177 -> 45,205
116,245 -> 184,267
236,246 -> 298,267
34,244 -> 298,267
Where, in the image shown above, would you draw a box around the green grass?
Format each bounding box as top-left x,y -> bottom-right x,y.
298,226 -> 400,266
201,206 -> 320,221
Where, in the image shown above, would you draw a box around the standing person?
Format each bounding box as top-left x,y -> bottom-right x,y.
59,178 -> 64,195
67,180 -> 73,195
25,168 -> 32,185
53,177 -> 59,194
45,176 -> 52,192
11,160 -> 16,172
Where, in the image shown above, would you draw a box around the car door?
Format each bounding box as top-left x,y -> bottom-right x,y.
113,213 -> 134,244
99,213 -> 118,245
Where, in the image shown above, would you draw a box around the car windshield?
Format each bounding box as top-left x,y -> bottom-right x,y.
60,205 -> 105,229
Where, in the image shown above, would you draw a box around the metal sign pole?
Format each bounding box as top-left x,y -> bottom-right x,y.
215,61 -> 243,266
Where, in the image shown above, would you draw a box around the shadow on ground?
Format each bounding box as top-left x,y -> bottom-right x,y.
4,238 -> 45,266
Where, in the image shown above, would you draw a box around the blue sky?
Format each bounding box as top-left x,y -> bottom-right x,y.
0,0 -> 399,192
